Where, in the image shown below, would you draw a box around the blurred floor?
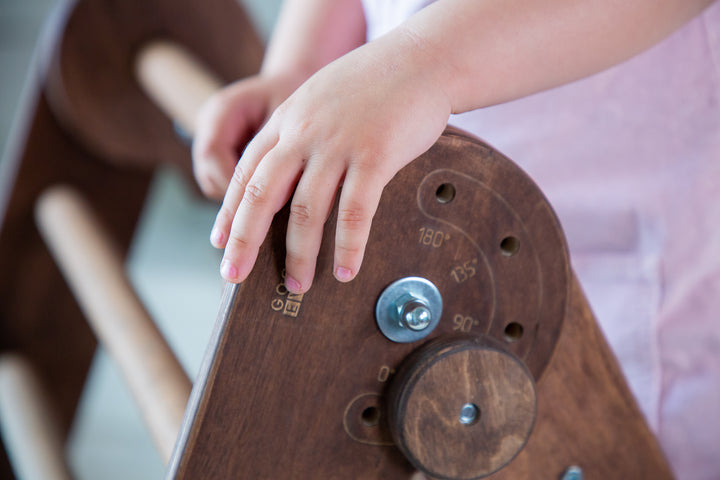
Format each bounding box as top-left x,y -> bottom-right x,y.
1,0 -> 282,478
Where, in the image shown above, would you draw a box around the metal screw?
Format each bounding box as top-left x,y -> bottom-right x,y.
459,403 -> 479,425
399,300 -> 432,331
376,277 -> 442,343
561,466 -> 584,480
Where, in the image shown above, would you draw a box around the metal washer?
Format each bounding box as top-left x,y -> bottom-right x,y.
375,277 -> 443,343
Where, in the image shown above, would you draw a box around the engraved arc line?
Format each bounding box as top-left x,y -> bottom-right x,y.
415,173 -> 496,335
416,169 -> 544,353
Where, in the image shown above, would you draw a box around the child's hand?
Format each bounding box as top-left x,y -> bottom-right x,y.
192,71 -> 306,200
206,30 -> 451,293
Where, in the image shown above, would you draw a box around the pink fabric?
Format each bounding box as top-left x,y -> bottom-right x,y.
363,2 -> 720,478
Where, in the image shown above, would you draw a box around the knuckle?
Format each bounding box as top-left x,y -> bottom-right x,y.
289,203 -> 315,228
231,164 -> 250,189
242,182 -> 268,208
337,205 -> 368,231
285,249 -> 312,269
335,242 -> 364,258
214,207 -> 234,229
227,229 -> 252,251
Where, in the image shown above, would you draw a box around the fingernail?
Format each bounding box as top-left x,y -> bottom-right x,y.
335,267 -> 353,282
284,275 -> 302,293
210,228 -> 224,247
220,259 -> 239,281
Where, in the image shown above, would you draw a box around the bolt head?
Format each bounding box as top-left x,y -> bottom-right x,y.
376,277 -> 442,343
459,403 -> 479,425
401,302 -> 432,331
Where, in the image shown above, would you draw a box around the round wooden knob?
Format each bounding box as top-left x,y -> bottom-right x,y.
387,335 -> 537,479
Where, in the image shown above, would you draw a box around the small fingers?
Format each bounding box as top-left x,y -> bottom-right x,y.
333,164 -> 386,283
284,158 -> 345,293
192,82 -> 266,199
210,129 -> 278,248
219,143 -> 304,283
192,94 -> 241,199
192,149 -> 236,200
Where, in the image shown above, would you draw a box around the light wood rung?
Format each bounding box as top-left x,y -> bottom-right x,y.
35,186 -> 192,464
135,40 -> 223,137
0,355 -> 74,480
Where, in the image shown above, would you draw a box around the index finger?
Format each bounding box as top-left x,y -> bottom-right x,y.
210,127 -> 278,248
218,141 -> 304,283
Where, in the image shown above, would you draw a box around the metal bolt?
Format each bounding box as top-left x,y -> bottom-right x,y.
459,403 -> 479,425
399,300 -> 432,331
561,466 -> 584,480
376,277 -> 442,343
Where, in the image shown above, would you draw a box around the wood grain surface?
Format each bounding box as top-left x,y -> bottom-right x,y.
0,0 -> 674,476
387,335 -> 537,479
485,277 -> 673,479
43,0 -> 263,170
167,131 -> 587,479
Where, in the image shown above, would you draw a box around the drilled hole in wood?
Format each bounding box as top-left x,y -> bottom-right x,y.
435,183 -> 456,204
504,322 -> 524,342
500,236 -> 520,256
361,406 -> 381,427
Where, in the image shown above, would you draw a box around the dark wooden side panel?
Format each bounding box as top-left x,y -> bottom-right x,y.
168,132 -> 672,479
0,93 -> 153,479
488,277 -> 673,479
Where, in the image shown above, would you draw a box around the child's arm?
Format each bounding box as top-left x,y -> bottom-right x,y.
204,0 -> 713,293
404,0 -> 713,113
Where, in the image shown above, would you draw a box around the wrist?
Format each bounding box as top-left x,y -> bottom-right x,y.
256,65 -> 312,98
387,25 -> 454,117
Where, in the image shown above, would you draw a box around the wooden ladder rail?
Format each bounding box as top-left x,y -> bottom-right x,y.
0,0 -> 262,474
28,41 -> 226,465
35,186 -> 192,464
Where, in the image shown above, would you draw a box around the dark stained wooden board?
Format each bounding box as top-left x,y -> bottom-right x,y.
168,131 -> 589,479
485,277 -> 673,479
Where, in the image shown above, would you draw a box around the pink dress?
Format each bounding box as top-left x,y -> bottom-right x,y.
362,1 -> 720,478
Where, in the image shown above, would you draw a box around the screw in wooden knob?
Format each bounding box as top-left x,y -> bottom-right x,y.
386,335 -> 537,480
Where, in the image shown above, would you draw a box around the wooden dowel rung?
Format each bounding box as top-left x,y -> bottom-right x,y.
35,186 -> 192,464
0,355 -> 74,480
135,40 -> 223,137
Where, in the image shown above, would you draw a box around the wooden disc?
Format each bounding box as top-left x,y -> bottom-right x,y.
41,0 -> 263,168
387,335 -> 537,479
